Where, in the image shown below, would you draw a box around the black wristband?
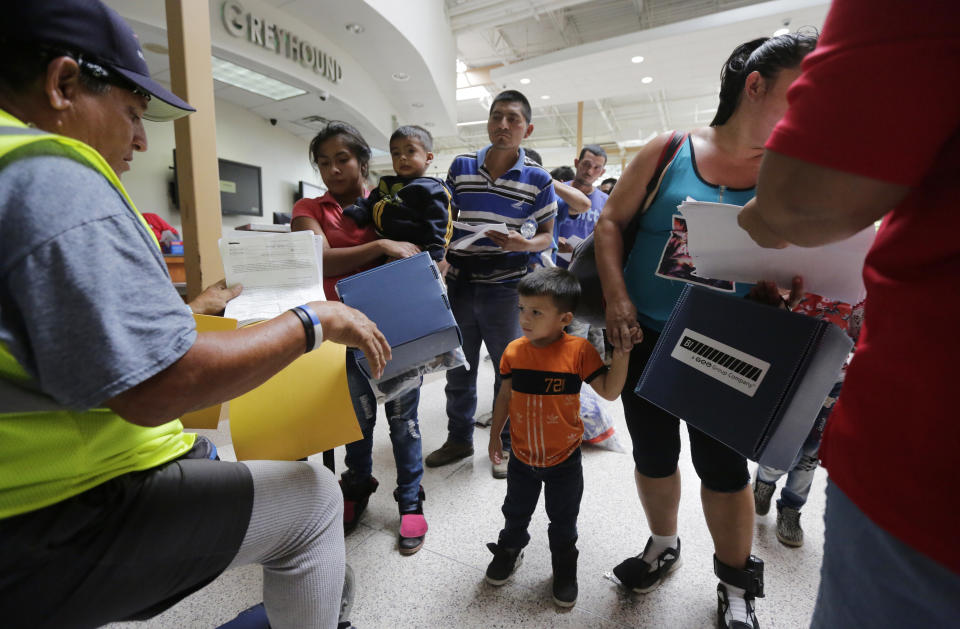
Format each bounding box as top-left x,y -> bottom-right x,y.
289,306 -> 314,354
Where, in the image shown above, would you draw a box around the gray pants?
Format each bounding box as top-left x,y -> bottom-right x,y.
231,460 -> 346,629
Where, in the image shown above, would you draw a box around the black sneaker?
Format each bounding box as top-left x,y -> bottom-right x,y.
776,506 -> 803,547
717,582 -> 759,629
753,479 -> 775,516
551,547 -> 579,608
612,537 -> 682,593
340,471 -> 379,535
485,542 -> 524,586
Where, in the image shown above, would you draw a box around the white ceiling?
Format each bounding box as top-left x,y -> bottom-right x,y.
112,0 -> 830,172
445,0 -> 829,168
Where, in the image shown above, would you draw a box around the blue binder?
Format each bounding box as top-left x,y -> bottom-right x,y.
336,252 -> 462,380
634,285 -> 852,469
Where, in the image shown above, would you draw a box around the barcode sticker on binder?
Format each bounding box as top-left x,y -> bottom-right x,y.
670,328 -> 769,397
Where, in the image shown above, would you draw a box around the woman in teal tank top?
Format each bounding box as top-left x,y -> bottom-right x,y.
593,33 -> 818,629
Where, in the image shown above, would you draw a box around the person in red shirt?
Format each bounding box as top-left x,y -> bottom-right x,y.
738,0 -> 960,624
291,122 -> 429,555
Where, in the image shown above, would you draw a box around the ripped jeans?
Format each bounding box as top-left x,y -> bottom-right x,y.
757,380 -> 843,510
344,350 -> 424,511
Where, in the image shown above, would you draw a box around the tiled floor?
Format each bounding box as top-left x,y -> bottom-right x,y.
107,354 -> 827,629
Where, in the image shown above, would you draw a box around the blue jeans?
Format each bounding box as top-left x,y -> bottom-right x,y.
499,449 -> 583,553
344,351 -> 423,510
757,380 -> 842,510
444,277 -> 520,449
811,480 -> 960,628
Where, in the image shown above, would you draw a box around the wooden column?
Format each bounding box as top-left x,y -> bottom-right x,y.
576,101 -> 584,155
165,0 -> 222,301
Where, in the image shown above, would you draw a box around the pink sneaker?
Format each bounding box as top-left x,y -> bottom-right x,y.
396,486 -> 427,555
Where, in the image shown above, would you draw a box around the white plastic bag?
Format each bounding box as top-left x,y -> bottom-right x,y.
580,383 -> 626,453
367,347 -> 467,404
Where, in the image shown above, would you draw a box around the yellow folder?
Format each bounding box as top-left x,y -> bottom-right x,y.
181,314 -> 362,460
230,340 -> 361,461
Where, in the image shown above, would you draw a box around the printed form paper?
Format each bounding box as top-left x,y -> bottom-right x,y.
680,200 -> 874,304
450,221 -> 510,250
220,230 -> 325,324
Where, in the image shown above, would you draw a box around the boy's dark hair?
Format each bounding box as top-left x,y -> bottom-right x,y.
518,267 -> 580,314
490,89 -> 532,124
390,125 -> 433,152
711,30 -> 818,126
578,144 -> 607,163
601,177 -> 617,187
308,121 -> 371,177
524,147 -> 542,166
551,166 -> 574,181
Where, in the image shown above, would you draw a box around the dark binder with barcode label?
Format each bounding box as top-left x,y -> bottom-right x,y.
634,285 -> 853,469
336,252 -> 462,380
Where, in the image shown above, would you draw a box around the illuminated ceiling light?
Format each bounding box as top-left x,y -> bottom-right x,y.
520,78 -> 531,84
541,95 -> 550,100
392,72 -> 410,82
631,55 -> 644,64
211,56 -> 306,100
641,76 -> 654,84
773,27 -> 790,36
345,23 -> 364,34
456,119 -> 487,126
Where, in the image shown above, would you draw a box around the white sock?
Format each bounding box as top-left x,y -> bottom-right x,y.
722,582 -> 750,624
642,534 -> 678,563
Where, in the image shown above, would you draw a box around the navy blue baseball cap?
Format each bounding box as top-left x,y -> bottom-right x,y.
3,0 -> 195,122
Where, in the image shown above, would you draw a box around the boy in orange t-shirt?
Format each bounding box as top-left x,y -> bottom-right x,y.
485,267 -> 634,607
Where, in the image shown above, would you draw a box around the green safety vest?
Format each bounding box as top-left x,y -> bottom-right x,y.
0,110 -> 194,519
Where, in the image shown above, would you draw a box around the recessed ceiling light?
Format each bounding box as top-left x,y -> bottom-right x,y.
631,55 -> 644,64
773,27 -> 790,36
144,43 -> 168,55
423,122 -> 435,127
411,102 -> 424,108
520,78 -> 531,85
211,56 -> 307,100
345,23 -> 364,34
641,76 -> 654,84
541,95 -> 550,100
392,72 -> 410,82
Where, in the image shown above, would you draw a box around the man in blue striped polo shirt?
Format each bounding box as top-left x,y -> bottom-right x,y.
425,90 -> 557,478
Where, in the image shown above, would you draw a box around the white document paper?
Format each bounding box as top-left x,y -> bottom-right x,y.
680,200 -> 874,304
450,221 -> 510,250
220,230 -> 325,324
557,235 -> 584,262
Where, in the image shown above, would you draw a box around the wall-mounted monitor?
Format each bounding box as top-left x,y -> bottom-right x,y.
170,150 -> 263,217
298,180 -> 326,201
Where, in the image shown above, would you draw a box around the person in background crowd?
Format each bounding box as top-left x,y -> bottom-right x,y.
595,33 -> 817,629
426,91 -> 557,480
737,0 -> 960,625
343,125 -> 453,263
0,3 -> 389,627
550,165 -> 574,182
598,177 -> 617,194
292,121 -> 429,555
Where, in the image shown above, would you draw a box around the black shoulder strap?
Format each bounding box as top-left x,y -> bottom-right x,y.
619,131 -> 687,247
641,131 -> 686,212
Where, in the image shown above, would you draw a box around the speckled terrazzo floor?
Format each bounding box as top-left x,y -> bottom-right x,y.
106,349 -> 827,629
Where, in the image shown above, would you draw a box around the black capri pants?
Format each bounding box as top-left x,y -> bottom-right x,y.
620,324 -> 750,493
